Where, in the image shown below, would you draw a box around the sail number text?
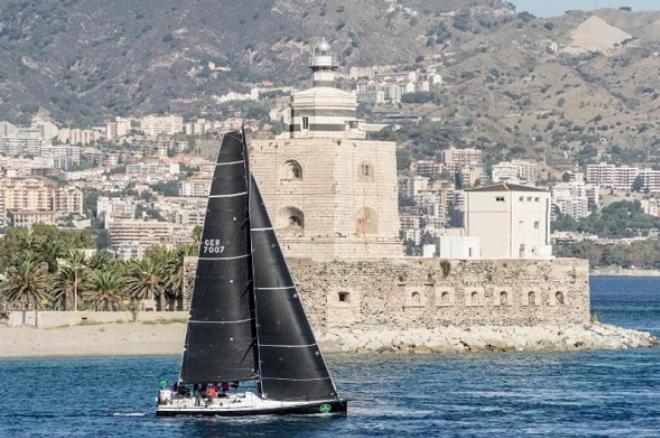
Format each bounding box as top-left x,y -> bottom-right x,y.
203,239 -> 225,254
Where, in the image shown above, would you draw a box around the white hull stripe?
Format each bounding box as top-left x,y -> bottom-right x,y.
255,285 -> 295,290
251,227 -> 273,231
199,254 -> 250,261
189,318 -> 253,324
259,343 -> 317,348
261,377 -> 332,382
216,160 -> 244,166
209,191 -> 247,198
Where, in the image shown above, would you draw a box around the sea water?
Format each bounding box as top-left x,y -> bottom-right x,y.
0,277 -> 659,437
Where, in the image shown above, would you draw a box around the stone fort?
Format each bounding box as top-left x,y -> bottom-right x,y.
188,40 -> 591,329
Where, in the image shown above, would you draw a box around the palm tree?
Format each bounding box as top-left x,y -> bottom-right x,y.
0,258 -> 52,326
163,245 -> 196,311
126,257 -> 167,311
87,250 -> 112,271
85,270 -> 126,311
192,225 -> 203,247
54,251 -> 87,311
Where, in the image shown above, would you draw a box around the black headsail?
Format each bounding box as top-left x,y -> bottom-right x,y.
249,174 -> 338,402
179,131 -> 258,384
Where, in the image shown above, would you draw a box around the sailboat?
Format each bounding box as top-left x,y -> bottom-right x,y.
156,130 -> 347,416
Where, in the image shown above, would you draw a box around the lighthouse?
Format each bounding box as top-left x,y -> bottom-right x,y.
288,39 -> 364,140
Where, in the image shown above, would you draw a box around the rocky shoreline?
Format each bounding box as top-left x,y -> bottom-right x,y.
590,269 -> 660,277
0,322 -> 656,358
317,323 -> 659,354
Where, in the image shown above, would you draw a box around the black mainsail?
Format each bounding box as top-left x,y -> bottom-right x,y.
249,175 -> 338,402
179,131 -> 258,384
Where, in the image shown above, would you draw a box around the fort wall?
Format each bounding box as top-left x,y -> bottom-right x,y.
184,257 -> 591,329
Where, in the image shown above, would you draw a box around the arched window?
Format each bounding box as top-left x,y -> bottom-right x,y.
471,291 -> 480,306
500,291 -> 509,306
441,291 -> 451,305
555,291 -> 565,305
338,292 -> 350,303
356,207 -> 378,235
280,159 -> 303,181
411,291 -> 421,305
276,206 -> 304,233
528,291 -> 537,306
358,162 -> 375,182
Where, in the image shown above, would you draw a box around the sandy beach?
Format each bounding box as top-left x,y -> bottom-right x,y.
0,321 -> 656,358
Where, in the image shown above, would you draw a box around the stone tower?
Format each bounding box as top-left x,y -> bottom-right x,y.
250,39 -> 402,261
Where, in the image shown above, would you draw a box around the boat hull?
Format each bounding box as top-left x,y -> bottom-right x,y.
157,398 -> 347,417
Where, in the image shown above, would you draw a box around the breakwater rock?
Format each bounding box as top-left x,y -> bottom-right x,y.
316,323 -> 658,354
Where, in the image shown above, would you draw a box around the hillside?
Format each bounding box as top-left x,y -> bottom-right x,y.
0,0 -> 658,167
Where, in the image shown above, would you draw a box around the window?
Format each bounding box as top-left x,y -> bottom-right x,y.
358,162 -> 375,182
527,196 -> 532,201
528,291 -> 537,306
534,221 -> 540,229
519,196 -> 524,201
302,117 -> 309,130
555,291 -> 565,305
281,160 -> 303,181
441,291 -> 451,305
338,292 -> 350,303
276,206 -> 304,233
500,291 -> 509,306
534,197 -> 540,202
496,196 -> 505,202
360,164 -> 371,177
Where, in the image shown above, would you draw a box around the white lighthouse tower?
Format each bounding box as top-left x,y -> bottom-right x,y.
288,39 -> 364,140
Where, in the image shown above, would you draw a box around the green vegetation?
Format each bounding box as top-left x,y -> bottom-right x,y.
552,201 -> 660,238
401,91 -> 439,104
0,226 -> 197,318
555,238 -> 660,270
150,180 -> 179,197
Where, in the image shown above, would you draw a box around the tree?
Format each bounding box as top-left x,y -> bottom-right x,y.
632,175 -> 644,192
85,270 -> 126,311
53,251 -> 87,311
126,255 -> 167,311
86,250 -> 112,270
1,258 -> 51,326
192,225 -> 203,247
163,245 -> 196,310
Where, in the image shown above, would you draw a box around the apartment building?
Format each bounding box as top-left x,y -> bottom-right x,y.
140,115 -> 184,137
492,160 -> 538,184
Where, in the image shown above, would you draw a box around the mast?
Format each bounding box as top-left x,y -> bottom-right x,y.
179,130 -> 258,384
249,174 -> 338,402
242,125 -> 265,395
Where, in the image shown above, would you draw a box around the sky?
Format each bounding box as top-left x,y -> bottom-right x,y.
509,0 -> 660,17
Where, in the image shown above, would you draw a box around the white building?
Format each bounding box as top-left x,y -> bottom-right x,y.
492,160 -> 537,184
140,115 -> 184,137
105,117 -> 132,140
465,183 -> 552,259
641,198 -> 660,217
438,235 -> 481,259
177,178 -> 211,197
586,163 -> 638,191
